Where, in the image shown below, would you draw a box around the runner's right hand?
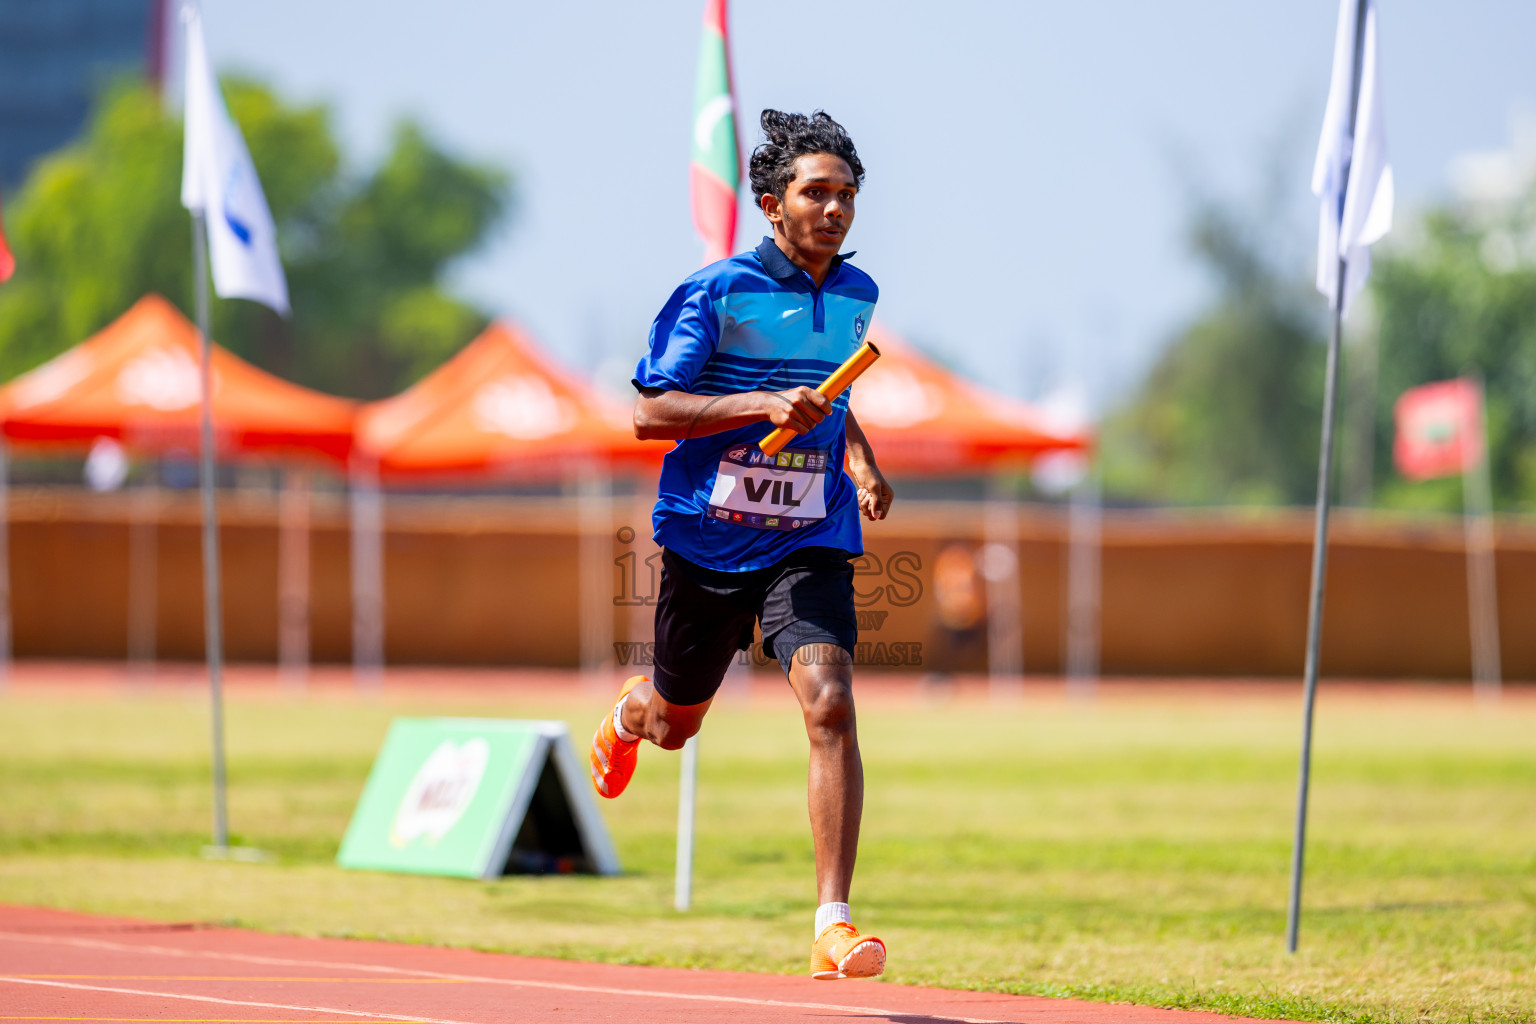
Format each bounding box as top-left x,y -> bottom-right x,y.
763,386 -> 831,435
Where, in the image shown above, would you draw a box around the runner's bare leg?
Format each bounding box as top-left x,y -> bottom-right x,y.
785,642 -> 862,904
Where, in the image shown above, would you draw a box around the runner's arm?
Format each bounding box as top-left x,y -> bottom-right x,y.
634,385 -> 832,441
845,411 -> 878,469
844,411 -> 894,521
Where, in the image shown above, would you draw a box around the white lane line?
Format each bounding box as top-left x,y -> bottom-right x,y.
0,932 -> 1010,1024
0,978 -> 469,1024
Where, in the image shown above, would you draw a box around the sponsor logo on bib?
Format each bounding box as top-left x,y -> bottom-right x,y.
707,447 -> 829,532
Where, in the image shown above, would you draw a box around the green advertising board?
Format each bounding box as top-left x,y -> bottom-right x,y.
337,718 -> 620,879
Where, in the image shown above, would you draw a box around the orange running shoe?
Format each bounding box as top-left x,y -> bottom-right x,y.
590,674 -> 645,799
810,921 -> 886,980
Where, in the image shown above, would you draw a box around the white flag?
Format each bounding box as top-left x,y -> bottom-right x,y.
180,5 -> 289,315
1312,0 -> 1393,314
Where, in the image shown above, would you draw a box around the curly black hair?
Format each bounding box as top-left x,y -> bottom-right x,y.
748,109 -> 865,204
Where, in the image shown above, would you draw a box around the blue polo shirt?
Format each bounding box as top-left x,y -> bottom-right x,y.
633,237 -> 878,572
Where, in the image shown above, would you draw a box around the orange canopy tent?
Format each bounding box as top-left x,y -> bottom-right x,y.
348,321 -> 664,688
354,320 -> 664,479
0,294 -> 355,462
0,294 -> 354,688
846,324 -> 1095,690
849,323 -> 1091,474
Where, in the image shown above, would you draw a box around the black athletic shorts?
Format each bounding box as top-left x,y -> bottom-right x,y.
651,545 -> 859,707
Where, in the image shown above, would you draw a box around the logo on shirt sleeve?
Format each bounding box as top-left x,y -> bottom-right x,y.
854,314 -> 866,340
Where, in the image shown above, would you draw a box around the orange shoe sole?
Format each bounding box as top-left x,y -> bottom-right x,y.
810,924 -> 886,980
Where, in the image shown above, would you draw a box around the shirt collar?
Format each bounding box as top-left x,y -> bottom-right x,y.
754,236 -> 855,283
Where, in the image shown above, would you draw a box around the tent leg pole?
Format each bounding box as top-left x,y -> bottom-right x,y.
983,472 -> 1023,701
577,461 -> 614,691
192,210 -> 229,851
279,466 -> 311,690
350,458 -> 384,690
128,462 -> 159,677
1065,467 -> 1101,697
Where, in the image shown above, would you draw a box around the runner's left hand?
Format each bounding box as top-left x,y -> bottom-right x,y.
847,459 -> 894,521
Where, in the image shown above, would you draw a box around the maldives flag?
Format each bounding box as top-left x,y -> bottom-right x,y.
0,188 -> 15,283
1394,377 -> 1483,481
690,0 -> 740,265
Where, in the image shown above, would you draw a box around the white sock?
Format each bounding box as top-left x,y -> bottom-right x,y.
612,702 -> 639,743
815,902 -> 852,936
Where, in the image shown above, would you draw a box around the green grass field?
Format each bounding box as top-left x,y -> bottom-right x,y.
1,678 -> 1532,1023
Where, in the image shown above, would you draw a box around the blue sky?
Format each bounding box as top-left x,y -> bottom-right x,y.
201,0 -> 1536,413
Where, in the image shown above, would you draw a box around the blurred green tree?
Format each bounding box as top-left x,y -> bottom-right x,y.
1371,193 -> 1536,511
1100,187 -> 1327,505
0,78 -> 508,399
1099,143 -> 1536,512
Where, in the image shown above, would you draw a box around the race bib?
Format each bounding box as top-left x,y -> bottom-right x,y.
707,444 -> 829,532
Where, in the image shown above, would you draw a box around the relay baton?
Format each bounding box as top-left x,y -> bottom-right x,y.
758,341 -> 881,458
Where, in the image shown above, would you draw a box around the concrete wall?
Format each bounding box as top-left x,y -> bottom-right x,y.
7,487 -> 1533,679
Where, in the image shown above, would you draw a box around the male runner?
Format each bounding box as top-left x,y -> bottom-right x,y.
589,109 -> 894,980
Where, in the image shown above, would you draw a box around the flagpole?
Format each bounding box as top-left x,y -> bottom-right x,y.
675,0 -> 739,912
1463,373 -> 1500,701
1287,0 -> 1368,955
192,211 -> 230,851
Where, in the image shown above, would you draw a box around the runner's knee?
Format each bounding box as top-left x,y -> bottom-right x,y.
647,707 -> 704,750
799,669 -> 856,740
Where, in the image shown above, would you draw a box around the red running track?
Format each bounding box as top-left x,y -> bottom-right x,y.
0,906 -> 1283,1024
